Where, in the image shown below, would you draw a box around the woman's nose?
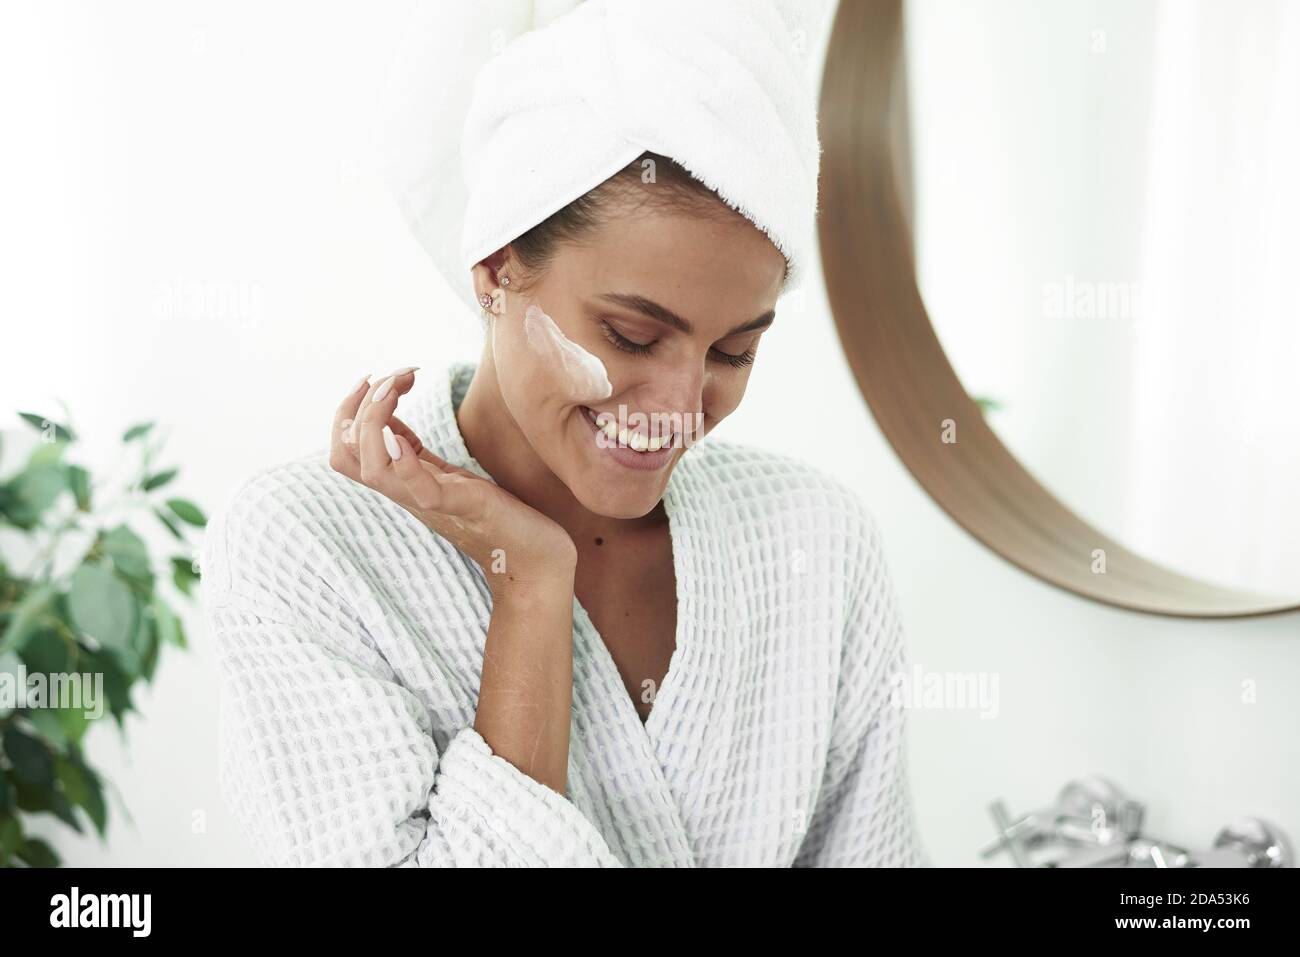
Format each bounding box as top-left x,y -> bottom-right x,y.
636,361 -> 705,419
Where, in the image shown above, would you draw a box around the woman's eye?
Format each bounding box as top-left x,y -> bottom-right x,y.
598,318 -> 757,368
598,319 -> 656,356
708,346 -> 756,368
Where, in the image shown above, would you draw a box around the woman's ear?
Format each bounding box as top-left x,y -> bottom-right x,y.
471,249 -> 514,301
470,261 -> 496,305
470,261 -> 508,316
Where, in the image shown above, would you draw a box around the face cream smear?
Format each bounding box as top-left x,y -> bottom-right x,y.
523,304 -> 612,400
492,298 -> 613,406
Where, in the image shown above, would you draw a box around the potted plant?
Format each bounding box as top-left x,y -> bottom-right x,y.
0,409 -> 203,866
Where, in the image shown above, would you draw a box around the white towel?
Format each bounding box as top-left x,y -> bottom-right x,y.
378,0 -> 824,316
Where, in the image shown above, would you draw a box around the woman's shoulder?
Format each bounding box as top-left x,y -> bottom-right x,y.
195,439 -> 400,600
203,372 -> 452,579
212,442 -> 361,531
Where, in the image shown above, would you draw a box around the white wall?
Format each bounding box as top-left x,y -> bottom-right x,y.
2,0 -> 1294,867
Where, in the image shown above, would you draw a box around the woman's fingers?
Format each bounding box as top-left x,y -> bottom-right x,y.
356,368 -> 418,483
387,413 -> 474,477
386,413 -> 426,459
388,431 -> 484,520
330,372 -> 372,475
344,411 -> 420,460
385,430 -> 439,507
334,374 -> 471,480
332,367 -> 489,526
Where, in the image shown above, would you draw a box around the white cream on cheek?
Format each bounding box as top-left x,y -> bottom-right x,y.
490,296 -> 614,426
512,302 -> 612,401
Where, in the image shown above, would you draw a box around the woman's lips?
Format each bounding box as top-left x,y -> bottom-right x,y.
579,406 -> 677,471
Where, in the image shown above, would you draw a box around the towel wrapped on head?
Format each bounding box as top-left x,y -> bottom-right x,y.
378,0 -> 823,316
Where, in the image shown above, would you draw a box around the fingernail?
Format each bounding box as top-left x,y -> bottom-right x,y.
390,365 -> 420,377
382,425 -> 401,461
350,373 -> 371,395
372,375 -> 396,403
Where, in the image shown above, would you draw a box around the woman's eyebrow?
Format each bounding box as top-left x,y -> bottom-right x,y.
597,292 -> 775,336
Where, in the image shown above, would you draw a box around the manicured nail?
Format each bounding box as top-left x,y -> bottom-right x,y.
350,373 -> 371,395
390,365 -> 420,376
372,375 -> 396,403
382,425 -> 401,461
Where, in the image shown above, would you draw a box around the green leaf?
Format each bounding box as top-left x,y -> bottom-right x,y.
17,837 -> 60,867
27,440 -> 68,467
154,507 -> 184,541
122,422 -> 155,442
75,759 -> 107,837
56,704 -> 92,746
17,412 -> 75,443
152,595 -> 186,649
171,555 -> 200,597
165,498 -> 206,527
100,524 -> 153,586
19,628 -> 73,677
3,726 -> 55,788
0,651 -> 19,719
1,581 -> 60,656
48,787 -> 83,833
2,463 -> 66,527
55,756 -> 90,806
27,708 -> 70,750
65,463 -> 92,511
82,648 -> 133,724
141,468 -> 178,492
68,562 -> 139,654
13,776 -> 48,810
132,606 -> 158,681
1,581 -> 59,655
0,814 -> 21,856
0,775 -> 14,815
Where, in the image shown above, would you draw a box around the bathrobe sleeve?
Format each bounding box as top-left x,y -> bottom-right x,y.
793,501 -> 931,868
200,494 -> 622,868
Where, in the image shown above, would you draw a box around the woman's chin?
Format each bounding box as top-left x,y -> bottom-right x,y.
565,470 -> 667,519
526,407 -> 671,517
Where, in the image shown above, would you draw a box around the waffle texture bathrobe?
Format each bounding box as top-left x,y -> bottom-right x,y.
201,361 -> 930,867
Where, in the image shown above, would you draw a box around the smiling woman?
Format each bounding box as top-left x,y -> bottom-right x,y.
459,148 -> 788,519
200,0 -> 929,868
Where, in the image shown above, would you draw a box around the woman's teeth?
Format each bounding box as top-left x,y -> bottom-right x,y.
586,408 -> 672,452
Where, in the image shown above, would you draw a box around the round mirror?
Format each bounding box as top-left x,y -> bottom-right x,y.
818,0 -> 1300,616
907,0 -> 1300,597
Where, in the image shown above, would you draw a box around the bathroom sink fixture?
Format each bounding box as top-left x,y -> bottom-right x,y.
982,777 -> 1292,868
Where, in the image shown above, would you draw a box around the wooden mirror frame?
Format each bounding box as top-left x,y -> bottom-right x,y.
817,0 -> 1298,618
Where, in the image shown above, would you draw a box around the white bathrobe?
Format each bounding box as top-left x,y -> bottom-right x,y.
200,361 -> 930,867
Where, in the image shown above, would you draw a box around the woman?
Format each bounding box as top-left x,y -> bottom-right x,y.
201,0 -> 929,867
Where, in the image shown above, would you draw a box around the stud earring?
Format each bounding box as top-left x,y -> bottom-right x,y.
499,274 -> 511,287
478,293 -> 493,308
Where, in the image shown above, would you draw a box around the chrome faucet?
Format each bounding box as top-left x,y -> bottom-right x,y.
982,776 -> 1291,868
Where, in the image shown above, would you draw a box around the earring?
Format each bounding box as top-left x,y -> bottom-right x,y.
499,274 -> 511,287
478,293 -> 493,308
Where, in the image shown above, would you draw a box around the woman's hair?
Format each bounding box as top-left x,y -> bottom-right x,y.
505,150 -> 776,288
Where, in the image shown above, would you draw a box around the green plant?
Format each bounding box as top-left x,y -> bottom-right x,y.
0,409 -> 204,866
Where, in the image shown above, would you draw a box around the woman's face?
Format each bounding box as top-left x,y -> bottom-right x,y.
484,201 -> 787,519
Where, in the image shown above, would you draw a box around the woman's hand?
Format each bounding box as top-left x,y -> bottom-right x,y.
329,370 -> 577,595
